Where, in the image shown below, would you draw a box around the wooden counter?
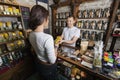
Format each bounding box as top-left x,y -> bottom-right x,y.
57,54 -> 119,80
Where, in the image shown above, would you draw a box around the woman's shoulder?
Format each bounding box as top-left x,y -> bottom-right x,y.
43,33 -> 53,40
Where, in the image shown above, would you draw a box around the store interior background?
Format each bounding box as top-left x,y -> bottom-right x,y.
17,0 -> 119,50
0,0 -> 119,80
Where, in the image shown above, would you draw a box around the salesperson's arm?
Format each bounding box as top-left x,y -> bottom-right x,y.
61,28 -> 80,45
62,36 -> 78,44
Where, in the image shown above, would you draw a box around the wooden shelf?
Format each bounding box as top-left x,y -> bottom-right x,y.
77,17 -> 109,20
0,14 -> 21,17
0,29 -> 23,33
0,2 -> 19,7
0,47 -> 26,56
0,38 -> 25,45
112,34 -> 120,37
78,28 -> 105,32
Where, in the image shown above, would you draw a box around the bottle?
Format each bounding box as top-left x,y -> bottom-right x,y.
76,38 -> 81,48
93,41 -> 103,72
71,77 -> 75,80
0,56 -> 3,66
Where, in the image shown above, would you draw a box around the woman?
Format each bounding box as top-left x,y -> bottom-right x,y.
29,5 -> 58,80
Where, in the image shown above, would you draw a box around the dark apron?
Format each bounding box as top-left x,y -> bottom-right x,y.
35,58 -> 58,80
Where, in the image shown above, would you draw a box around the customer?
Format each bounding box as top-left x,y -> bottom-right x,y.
29,5 -> 58,80
61,15 -> 80,55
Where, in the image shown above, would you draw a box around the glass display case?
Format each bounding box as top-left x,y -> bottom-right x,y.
57,43 -> 120,80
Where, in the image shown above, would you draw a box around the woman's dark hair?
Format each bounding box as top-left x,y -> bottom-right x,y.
29,5 -> 49,30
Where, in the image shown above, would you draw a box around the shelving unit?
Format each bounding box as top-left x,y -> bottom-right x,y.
0,0 -> 25,76
76,5 -> 111,41
0,2 -> 34,80
51,0 -> 111,44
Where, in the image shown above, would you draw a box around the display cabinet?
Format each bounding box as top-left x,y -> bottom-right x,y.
76,7 -> 110,41
50,0 -> 114,53
0,2 -> 34,80
51,0 -> 112,48
57,44 -> 120,80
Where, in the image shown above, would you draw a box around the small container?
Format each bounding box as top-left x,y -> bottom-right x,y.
83,10 -> 88,18
89,9 -> 95,18
77,10 -> 83,18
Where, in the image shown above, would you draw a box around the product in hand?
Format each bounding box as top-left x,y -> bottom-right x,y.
54,36 -> 62,44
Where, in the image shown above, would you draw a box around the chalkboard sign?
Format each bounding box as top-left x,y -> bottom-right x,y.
20,6 -> 30,29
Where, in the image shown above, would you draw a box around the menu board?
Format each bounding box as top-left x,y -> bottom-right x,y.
20,6 -> 30,20
20,6 -> 30,29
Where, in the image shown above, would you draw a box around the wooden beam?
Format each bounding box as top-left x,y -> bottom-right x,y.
104,0 -> 120,50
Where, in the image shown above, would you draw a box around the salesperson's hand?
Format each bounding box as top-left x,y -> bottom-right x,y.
59,40 -> 65,44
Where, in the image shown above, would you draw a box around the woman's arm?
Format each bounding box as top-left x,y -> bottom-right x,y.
45,36 -> 57,64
